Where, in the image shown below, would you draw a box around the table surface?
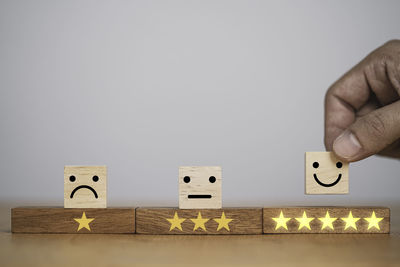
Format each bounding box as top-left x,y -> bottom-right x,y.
1,204 -> 400,267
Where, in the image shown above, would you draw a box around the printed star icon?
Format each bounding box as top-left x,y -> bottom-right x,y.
341,211 -> 360,230
295,211 -> 314,230
166,212 -> 186,231
272,211 -> 291,230
318,211 -> 337,230
214,212 -> 233,231
365,211 -> 383,230
190,212 -> 209,231
74,212 -> 94,232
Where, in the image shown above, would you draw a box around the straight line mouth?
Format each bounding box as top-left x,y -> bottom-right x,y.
188,195 -> 212,199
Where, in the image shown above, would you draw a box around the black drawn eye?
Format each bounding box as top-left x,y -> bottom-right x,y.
69,175 -> 76,182
92,175 -> 99,182
209,176 -> 216,183
183,176 -> 190,183
336,162 -> 343,168
313,162 -> 319,168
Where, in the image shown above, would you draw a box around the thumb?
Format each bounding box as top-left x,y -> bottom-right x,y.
332,100 -> 400,162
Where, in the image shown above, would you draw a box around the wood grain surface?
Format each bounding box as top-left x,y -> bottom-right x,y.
263,207 -> 389,234
136,208 -> 262,234
2,205 -> 400,266
11,207 -> 135,233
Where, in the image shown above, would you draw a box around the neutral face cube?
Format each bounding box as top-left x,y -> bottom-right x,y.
64,166 -> 107,208
179,166 -> 222,209
305,152 -> 349,194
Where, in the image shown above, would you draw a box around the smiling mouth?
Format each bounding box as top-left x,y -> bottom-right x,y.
313,173 -> 342,187
188,195 -> 212,199
70,185 -> 98,199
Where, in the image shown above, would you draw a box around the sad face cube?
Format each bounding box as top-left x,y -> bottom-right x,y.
179,166 -> 222,209
64,166 -> 107,208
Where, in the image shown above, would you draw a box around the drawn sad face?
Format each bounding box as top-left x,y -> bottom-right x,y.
64,166 -> 107,208
305,152 -> 349,194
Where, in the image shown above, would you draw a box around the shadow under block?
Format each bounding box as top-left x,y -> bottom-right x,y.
263,207 -> 390,234
136,208 -> 262,234
305,152 -> 349,194
11,207 -> 135,233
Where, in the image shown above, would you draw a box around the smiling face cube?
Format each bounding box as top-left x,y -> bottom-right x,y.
305,152 -> 349,194
179,166 -> 222,209
64,166 -> 107,208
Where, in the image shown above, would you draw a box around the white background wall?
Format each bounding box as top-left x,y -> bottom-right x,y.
1,0 -> 399,206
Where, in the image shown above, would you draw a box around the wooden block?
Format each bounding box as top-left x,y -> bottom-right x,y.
11,207 -> 135,233
136,208 -> 262,234
179,166 -> 222,209
64,166 -> 107,208
305,152 -> 349,194
263,207 -> 390,234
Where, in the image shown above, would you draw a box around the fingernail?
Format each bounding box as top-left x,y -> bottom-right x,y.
333,130 -> 362,159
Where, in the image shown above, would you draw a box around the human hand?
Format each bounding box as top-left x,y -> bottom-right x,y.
325,40 -> 400,162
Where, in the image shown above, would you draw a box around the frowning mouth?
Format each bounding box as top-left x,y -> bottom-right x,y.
188,195 -> 212,199
70,185 -> 98,198
313,174 -> 342,187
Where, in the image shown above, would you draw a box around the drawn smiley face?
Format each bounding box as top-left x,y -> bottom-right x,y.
64,166 -> 107,208
312,160 -> 343,187
305,152 -> 349,194
179,166 -> 222,209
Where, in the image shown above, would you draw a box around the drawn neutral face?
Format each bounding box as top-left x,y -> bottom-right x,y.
305,152 -> 349,194
64,166 -> 107,208
179,166 -> 222,209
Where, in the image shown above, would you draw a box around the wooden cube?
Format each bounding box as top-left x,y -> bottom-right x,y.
305,152 -> 349,194
179,166 -> 222,209
64,166 -> 107,208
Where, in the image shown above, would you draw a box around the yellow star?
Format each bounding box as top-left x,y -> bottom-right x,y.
318,211 -> 337,230
190,212 -> 209,231
166,212 -> 186,231
74,212 -> 94,232
365,211 -> 383,230
295,211 -> 314,230
272,211 -> 291,230
341,211 -> 360,230
214,212 -> 233,231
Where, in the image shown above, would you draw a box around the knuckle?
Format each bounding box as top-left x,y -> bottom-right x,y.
371,40 -> 400,92
371,40 -> 400,64
360,112 -> 387,140
380,52 -> 395,66
324,88 -> 332,104
384,39 -> 400,47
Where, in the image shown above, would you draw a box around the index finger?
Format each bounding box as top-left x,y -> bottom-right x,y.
324,64 -> 370,150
